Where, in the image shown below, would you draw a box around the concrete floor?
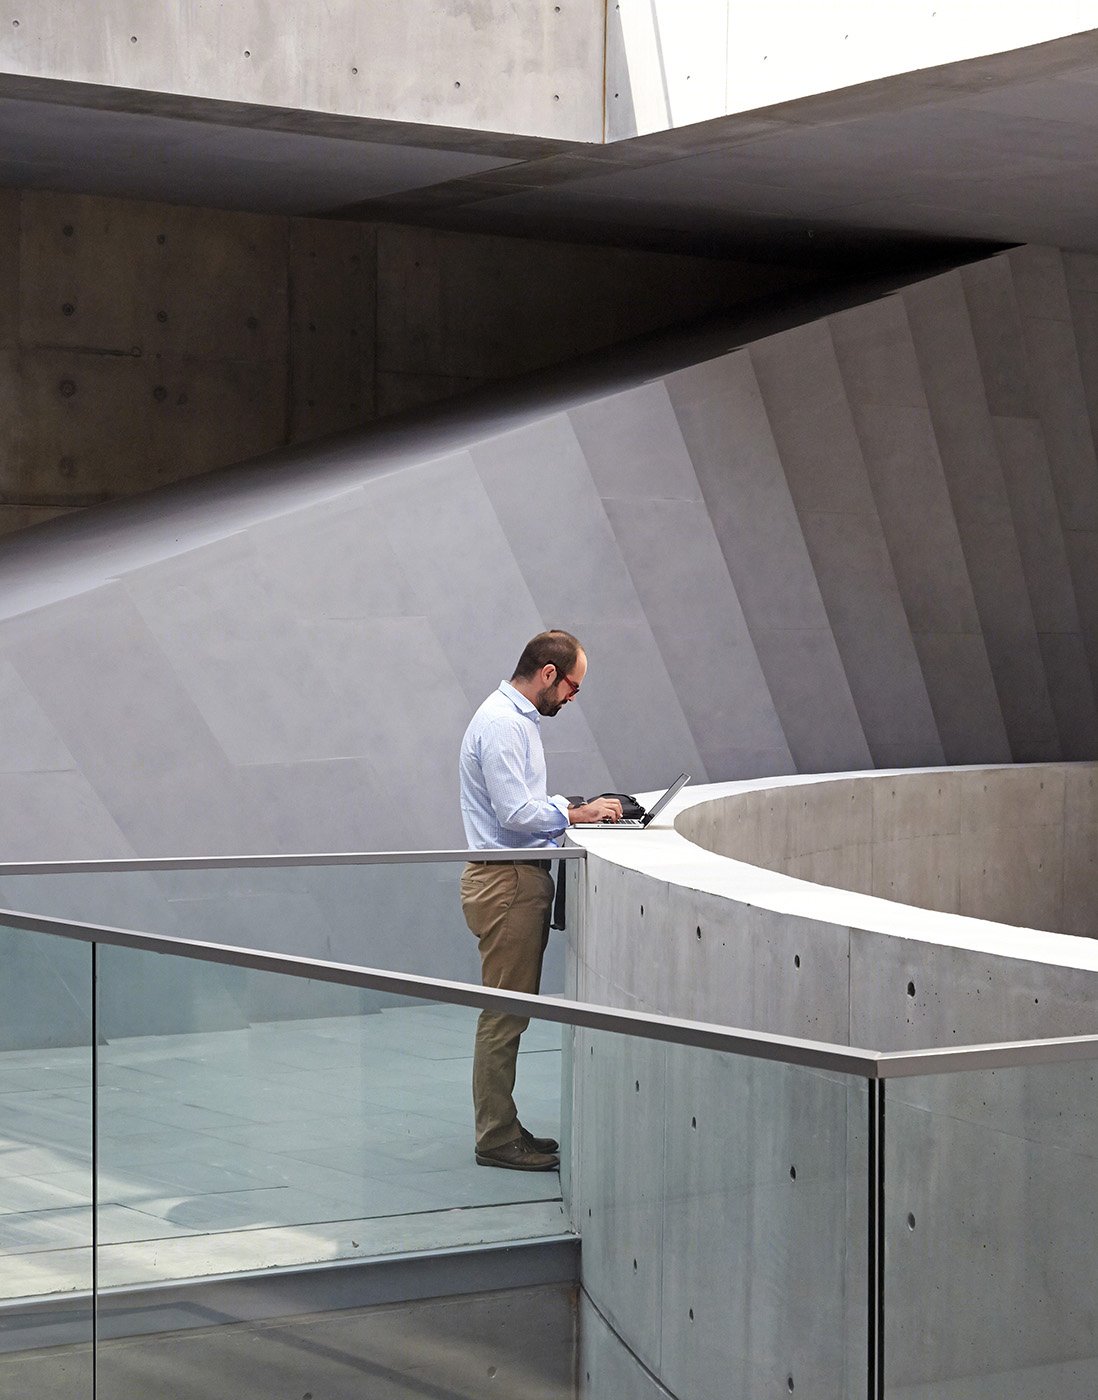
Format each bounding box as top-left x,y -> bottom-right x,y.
0,1002 -> 566,1301
0,1282 -> 578,1400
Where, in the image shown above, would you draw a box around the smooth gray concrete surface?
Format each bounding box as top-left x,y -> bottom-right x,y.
904,267 -> 1061,760
0,186 -> 782,535
884,1060 -> 1098,1398
678,764 -> 1098,940
3,1283 -> 576,1400
568,771 -> 1098,1400
2,247 -> 1098,1035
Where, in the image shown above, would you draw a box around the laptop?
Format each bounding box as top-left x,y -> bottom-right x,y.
572,774 -> 691,828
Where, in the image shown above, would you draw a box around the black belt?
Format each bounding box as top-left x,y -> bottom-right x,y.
471,857 -> 551,871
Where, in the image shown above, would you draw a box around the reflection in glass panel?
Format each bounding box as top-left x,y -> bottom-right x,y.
0,858 -> 571,994
0,924 -> 93,1399
884,1061 -> 1098,1400
93,942 -> 571,1398
572,1027 -> 869,1400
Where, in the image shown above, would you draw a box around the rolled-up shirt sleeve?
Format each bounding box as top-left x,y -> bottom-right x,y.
480,717 -> 569,839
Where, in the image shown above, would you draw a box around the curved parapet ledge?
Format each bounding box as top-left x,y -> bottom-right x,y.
566,767 -> 1098,1399
567,765 -> 1098,1051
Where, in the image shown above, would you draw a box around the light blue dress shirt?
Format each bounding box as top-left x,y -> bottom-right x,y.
459,681 -> 570,850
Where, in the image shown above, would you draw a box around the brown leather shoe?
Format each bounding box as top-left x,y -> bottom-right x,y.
519,1124 -> 560,1154
475,1137 -> 559,1171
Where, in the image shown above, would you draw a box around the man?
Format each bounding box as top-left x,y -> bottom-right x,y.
459,630 -> 622,1170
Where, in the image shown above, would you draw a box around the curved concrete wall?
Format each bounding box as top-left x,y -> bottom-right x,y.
676,763 -> 1098,938
566,768 -> 1098,1399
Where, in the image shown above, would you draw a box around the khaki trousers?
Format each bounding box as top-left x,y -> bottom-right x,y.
460,860 -> 554,1152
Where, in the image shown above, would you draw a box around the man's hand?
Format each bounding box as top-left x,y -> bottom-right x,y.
569,796 -> 624,824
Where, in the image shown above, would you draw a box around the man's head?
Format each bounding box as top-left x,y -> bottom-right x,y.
510,629 -> 587,717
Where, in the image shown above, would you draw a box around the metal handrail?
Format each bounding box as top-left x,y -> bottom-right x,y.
4,901 -> 1098,1079
0,848 -> 586,875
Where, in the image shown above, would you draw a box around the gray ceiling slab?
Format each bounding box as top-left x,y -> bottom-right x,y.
2,242 -> 1098,875
747,316 -> 939,761
0,96 -> 521,215
0,769 -> 133,861
4,34 -> 1098,261
567,381 -> 703,505
827,295 -> 928,410
909,633 -> 1011,764
469,414 -> 644,625
296,613 -> 474,845
0,655 -> 77,773
361,449 -> 547,707
238,756 -> 410,855
990,417 -> 1088,636
665,349 -> 872,770
1038,634 -> 1098,762
247,490 -> 420,623
600,495 -> 792,780
468,413 -> 704,786
1012,251 -> 1098,533
125,534 -> 365,766
959,255 -> 1036,417
903,269 -> 1059,756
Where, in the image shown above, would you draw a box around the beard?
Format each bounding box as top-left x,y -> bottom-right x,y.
535,685 -> 563,717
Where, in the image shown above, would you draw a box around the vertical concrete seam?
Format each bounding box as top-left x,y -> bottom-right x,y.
745,335 -> 874,770
601,0 -> 609,145
283,217 -> 294,446
1008,246 -> 1098,739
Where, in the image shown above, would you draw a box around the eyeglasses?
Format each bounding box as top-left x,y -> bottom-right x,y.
556,670 -> 581,697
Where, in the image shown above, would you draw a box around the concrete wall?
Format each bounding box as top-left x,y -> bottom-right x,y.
1,245 -> 1098,1035
567,771 -> 1098,1399
609,1 -> 1098,139
0,185 -> 790,535
0,1 -> 606,143
676,763 -> 1098,937
4,0 -> 1097,147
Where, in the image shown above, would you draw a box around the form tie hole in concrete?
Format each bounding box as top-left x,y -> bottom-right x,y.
487,1365 -> 497,1378
907,981 -> 916,998
691,1116 -> 696,1129
130,34 -> 137,43
157,233 -> 166,244
696,925 -> 702,941
156,310 -> 168,323
244,50 -> 250,58
640,905 -> 644,917
633,1258 -> 638,1271
62,303 -> 74,316
788,1377 -> 795,1393
907,1213 -> 916,1231
794,954 -> 801,968
689,1307 -> 694,1320
59,379 -> 76,398
62,224 -> 73,236
352,66 -> 358,74
789,1165 -> 796,1181
635,1080 -> 640,1092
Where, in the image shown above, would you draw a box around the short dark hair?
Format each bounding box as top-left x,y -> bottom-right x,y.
511,629 -> 583,682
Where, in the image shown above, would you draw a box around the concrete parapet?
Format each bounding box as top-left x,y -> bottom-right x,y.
568,768 -> 1098,1399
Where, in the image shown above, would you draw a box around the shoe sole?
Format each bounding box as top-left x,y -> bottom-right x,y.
475,1152 -> 559,1171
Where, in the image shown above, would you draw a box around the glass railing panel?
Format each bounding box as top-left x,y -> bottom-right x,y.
883,1060 -> 1098,1399
0,854 -> 578,996
0,924 -> 93,1399
92,938 -> 573,1397
572,1027 -> 869,1400
92,951 -> 566,1292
